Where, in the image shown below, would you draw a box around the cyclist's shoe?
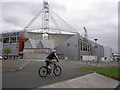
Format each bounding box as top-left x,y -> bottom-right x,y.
48,66 -> 51,69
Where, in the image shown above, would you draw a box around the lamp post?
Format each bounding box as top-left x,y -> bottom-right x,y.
94,39 -> 98,48
94,38 -> 98,62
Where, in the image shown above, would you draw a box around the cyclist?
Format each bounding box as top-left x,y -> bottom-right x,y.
45,49 -> 59,69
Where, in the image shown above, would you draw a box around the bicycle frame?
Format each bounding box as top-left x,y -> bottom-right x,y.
49,61 -> 56,70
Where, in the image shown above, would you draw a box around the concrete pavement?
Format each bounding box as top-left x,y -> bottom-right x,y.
2,59 -> 118,72
3,60 -> 93,88
2,59 -> 119,89
39,72 -> 119,88
1,60 -> 31,72
67,60 -> 119,67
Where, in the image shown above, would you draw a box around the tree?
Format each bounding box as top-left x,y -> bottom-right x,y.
3,48 -> 11,58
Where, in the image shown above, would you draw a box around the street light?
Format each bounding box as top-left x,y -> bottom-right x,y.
94,39 -> 98,42
94,39 -> 98,48
94,38 -> 98,62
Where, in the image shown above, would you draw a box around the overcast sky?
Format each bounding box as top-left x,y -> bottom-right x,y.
0,0 -> 119,53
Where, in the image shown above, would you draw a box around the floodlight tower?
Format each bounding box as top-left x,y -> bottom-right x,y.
83,27 -> 88,38
42,1 -> 49,39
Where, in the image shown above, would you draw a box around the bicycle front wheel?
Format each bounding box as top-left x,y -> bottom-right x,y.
39,66 -> 48,77
53,66 -> 61,76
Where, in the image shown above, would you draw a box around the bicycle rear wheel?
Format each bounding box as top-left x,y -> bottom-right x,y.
53,66 -> 61,76
39,66 -> 48,77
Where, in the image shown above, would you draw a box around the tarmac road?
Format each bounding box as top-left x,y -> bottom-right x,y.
2,60 -> 93,89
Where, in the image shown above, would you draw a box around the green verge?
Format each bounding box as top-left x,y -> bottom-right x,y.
80,67 -> 120,80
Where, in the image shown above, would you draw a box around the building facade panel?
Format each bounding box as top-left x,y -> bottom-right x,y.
28,32 -> 43,40
48,34 -> 73,47
56,34 -> 79,60
103,46 -> 112,61
23,48 -> 51,60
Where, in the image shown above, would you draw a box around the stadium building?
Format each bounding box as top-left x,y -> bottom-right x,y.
0,1 -> 112,61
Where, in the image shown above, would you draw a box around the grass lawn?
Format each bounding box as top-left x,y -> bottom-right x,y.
80,67 -> 120,80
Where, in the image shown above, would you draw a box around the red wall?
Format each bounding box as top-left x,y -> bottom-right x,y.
18,37 -> 28,54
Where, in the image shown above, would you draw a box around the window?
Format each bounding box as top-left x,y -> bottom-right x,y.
83,42 -> 86,51
89,44 -> 91,51
3,38 -> 9,43
87,44 -> 90,52
10,37 -> 16,43
85,43 -> 87,51
80,41 -> 82,50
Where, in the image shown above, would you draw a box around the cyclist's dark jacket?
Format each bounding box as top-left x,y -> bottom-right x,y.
46,52 -> 59,62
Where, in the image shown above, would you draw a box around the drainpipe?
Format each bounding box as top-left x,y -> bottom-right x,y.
78,33 -> 80,60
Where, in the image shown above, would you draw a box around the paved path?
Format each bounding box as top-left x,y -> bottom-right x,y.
2,60 -> 31,71
2,60 -> 92,88
66,60 -> 119,67
2,60 -> 119,89
39,72 -> 119,88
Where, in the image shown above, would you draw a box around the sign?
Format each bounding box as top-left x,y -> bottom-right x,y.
34,50 -> 38,54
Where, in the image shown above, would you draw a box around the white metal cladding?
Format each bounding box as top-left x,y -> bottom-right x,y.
27,32 -> 73,48
23,48 -> 51,59
28,32 -> 43,40
103,46 -> 112,61
24,39 -> 44,48
82,55 -> 97,61
23,48 -> 51,53
48,34 -> 73,47
56,33 -> 105,60
24,40 -> 32,48
29,39 -> 39,48
56,34 -> 79,60
41,39 -> 54,49
36,41 -> 44,48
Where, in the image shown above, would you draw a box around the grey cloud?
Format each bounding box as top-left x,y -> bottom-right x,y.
2,2 -> 66,20
2,2 -> 39,29
3,16 -> 20,26
88,30 -> 118,53
2,2 -> 66,30
50,2 -> 66,12
98,33 -> 118,52
2,2 -> 41,16
21,2 -> 43,16
1,1 -> 118,53
26,2 -> 66,16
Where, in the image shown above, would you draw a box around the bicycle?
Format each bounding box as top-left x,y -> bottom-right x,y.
38,61 -> 61,77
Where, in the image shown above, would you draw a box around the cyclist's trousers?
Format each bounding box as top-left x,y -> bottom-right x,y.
45,59 -> 52,67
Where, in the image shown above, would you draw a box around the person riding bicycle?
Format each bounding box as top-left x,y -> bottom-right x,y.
45,49 -> 59,69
